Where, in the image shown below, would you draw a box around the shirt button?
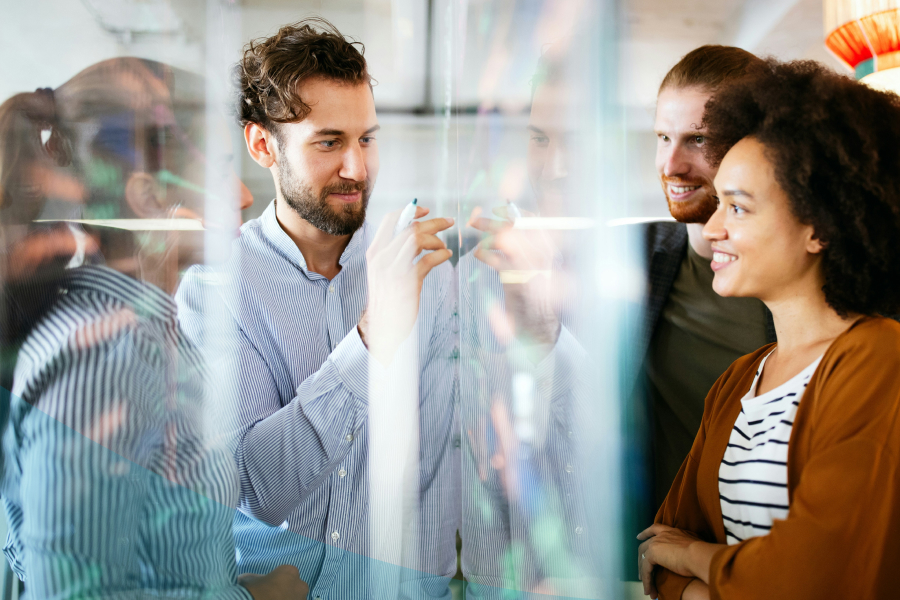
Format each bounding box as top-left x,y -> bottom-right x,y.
328,284 -> 335,293
567,430 -> 574,439
565,463 -> 574,474
331,531 -> 340,542
338,468 -> 347,478
575,526 -> 584,535
345,433 -> 354,442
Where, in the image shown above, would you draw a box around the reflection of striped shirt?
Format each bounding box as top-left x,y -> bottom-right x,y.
718,351 -> 822,545
2,265 -> 249,599
457,252 -> 592,596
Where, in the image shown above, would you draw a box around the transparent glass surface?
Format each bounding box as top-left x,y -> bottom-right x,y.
0,1 -> 652,599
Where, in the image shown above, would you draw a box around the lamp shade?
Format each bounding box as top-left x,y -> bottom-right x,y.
825,0 -> 900,91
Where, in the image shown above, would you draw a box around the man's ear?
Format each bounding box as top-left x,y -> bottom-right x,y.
245,123 -> 277,168
124,172 -> 166,218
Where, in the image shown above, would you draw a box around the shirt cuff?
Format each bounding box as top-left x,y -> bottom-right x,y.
327,326 -> 374,403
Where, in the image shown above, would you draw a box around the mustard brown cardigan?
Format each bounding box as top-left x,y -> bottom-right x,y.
654,316 -> 900,600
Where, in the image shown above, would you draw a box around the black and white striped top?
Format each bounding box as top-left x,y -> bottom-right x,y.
718,351 -> 822,545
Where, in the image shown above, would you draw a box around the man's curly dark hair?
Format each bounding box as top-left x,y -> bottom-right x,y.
235,17 -> 370,132
701,59 -> 900,317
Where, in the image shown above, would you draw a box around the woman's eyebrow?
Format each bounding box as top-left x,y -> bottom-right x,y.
722,189 -> 754,198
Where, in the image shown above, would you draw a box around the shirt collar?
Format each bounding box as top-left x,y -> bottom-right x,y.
258,199 -> 370,274
66,264 -> 177,322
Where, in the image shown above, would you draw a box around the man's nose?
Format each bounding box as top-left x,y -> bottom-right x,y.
339,143 -> 367,182
547,140 -> 568,181
662,145 -> 690,178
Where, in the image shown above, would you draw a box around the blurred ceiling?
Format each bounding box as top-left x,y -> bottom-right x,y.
2,0 -> 847,112
621,0 -> 845,109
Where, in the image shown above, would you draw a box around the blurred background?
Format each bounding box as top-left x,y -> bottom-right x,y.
0,1 -> 870,599
1,0 -> 847,225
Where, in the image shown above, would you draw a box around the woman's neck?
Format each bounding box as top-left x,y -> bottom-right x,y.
766,290 -> 859,358
756,284 -> 861,394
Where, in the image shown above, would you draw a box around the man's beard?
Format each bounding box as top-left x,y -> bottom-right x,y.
278,160 -> 370,236
660,176 -> 717,224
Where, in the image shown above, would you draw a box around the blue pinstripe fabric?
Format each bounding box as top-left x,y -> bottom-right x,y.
1,265 -> 251,599
457,252 -> 593,598
175,200 -> 458,599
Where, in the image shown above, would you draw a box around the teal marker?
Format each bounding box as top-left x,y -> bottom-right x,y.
506,199 -> 522,223
394,198 -> 418,236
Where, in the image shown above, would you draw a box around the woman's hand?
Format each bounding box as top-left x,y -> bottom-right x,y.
683,579 -> 710,600
636,524 -> 724,598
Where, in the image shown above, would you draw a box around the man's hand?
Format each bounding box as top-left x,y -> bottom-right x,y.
467,205 -> 561,349
238,564 -> 309,600
358,206 -> 453,364
636,524 -> 723,599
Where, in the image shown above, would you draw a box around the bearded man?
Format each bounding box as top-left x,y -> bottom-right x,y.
641,45 -> 775,508
176,19 -> 457,600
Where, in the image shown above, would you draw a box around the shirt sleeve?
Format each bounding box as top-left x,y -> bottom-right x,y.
459,262 -> 591,595
13,325 -> 251,600
399,264 -> 460,598
176,268 -> 370,526
706,328 -> 900,600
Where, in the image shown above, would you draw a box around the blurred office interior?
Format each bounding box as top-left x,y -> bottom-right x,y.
0,1 -> 878,599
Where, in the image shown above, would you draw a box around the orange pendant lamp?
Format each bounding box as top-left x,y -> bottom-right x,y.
825,0 -> 900,93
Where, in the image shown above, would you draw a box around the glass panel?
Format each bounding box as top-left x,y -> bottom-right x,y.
0,2 -> 634,599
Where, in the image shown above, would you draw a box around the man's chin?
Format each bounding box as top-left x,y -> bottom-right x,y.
666,197 -> 717,224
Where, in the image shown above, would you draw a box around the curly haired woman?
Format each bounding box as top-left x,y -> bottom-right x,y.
636,59 -> 900,600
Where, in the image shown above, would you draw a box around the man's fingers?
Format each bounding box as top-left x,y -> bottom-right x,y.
473,247 -> 505,272
397,232 -> 448,265
271,564 -> 301,577
370,208 -> 405,254
491,205 -> 512,221
415,249 -> 452,279
410,216 -> 455,236
468,216 -> 509,234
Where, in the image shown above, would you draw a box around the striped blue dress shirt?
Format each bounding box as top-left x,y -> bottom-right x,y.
457,252 -> 594,598
2,265 -> 250,599
175,200 -> 458,599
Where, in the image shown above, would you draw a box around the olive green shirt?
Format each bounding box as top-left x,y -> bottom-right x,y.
645,242 -> 770,506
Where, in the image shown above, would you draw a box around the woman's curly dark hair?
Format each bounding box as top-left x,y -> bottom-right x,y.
702,59 -> 900,317
235,17 -> 370,132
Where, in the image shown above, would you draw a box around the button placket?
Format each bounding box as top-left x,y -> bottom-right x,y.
325,278 -> 342,352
